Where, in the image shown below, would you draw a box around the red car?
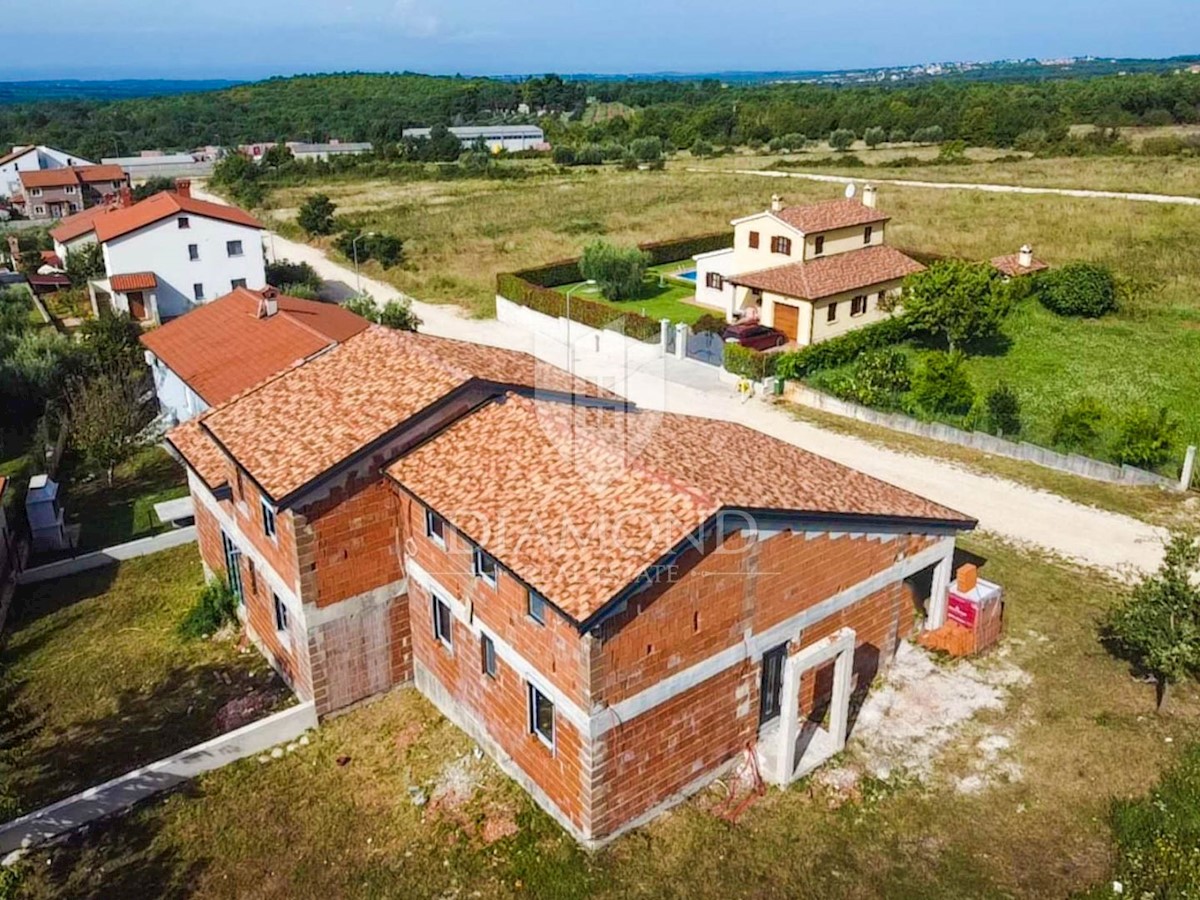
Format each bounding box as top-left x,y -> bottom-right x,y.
722,321 -> 787,351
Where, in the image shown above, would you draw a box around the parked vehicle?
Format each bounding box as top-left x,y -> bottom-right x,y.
722,321 -> 787,350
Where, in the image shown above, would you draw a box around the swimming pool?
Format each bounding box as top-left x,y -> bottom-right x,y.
676,269 -> 698,282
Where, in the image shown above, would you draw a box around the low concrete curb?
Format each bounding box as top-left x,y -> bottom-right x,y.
16,526 -> 197,585
0,701 -> 317,856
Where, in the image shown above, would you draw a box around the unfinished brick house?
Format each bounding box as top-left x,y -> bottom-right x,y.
168,324 -> 974,846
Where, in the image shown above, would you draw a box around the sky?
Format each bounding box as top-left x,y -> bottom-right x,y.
7,0 -> 1199,81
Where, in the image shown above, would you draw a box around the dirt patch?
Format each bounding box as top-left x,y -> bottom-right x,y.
820,642 -> 1029,797
212,686 -> 288,732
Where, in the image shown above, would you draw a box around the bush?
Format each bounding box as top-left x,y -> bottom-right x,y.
902,260 -> 1011,352
266,259 -> 321,292
824,347 -> 912,408
888,128 -> 908,143
985,383 -> 1022,437
1038,262 -> 1118,317
912,352 -> 974,415
579,241 -> 650,301
334,230 -> 404,268
552,145 -> 577,166
1051,397 -> 1105,452
723,342 -> 777,381
179,578 -> 239,639
828,129 -> 856,151
911,125 -> 945,144
774,315 -> 909,381
863,126 -> 887,149
1112,407 -> 1178,469
629,137 -> 663,162
341,295 -> 378,320
297,193 -> 337,236
691,314 -> 726,334
690,139 -> 714,158
780,133 -> 808,150
495,273 -> 660,343
576,145 -> 604,166
377,298 -> 421,332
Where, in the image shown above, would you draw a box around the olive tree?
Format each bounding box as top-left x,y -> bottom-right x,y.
901,260 -> 1011,353
579,240 -> 649,301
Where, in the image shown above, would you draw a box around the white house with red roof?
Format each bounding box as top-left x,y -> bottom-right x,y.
0,144 -> 93,200
695,186 -> 924,345
50,180 -> 266,324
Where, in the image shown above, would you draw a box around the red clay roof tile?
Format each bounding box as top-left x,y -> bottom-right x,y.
991,253 -> 1049,277
109,272 -> 156,292
773,199 -> 890,234
93,192 -> 262,243
49,204 -> 112,243
166,420 -> 229,490
730,245 -> 925,300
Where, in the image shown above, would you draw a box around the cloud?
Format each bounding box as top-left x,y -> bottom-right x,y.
392,0 -> 439,37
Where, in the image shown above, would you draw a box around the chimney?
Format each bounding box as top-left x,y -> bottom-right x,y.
862,184 -> 878,209
118,185 -> 133,208
175,179 -> 191,199
1018,244 -> 1034,269
258,287 -> 279,318
770,194 -> 783,213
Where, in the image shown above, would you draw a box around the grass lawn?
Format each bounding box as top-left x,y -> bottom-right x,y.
53,445 -> 190,555
556,262 -> 717,325
0,544 -> 290,818
12,536 -> 1200,898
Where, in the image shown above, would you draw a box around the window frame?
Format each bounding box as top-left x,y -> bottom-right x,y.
851,294 -> 868,317
177,216 -> 190,229
231,278 -> 248,290
473,545 -> 498,587
424,509 -> 446,547
226,239 -> 244,258
814,235 -> 826,256
193,283 -> 205,302
481,634 -> 497,679
261,498 -> 277,541
273,592 -> 289,633
770,235 -> 792,255
748,230 -> 760,249
187,243 -> 200,261
826,302 -> 838,323
863,225 -> 873,245
528,682 -> 555,748
30,188 -> 42,198
432,595 -> 453,649
705,272 -> 723,290
527,589 -> 547,625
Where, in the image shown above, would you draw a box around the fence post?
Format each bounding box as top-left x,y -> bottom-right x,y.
660,318 -> 672,357
673,323 -> 689,361
1181,445 -> 1197,492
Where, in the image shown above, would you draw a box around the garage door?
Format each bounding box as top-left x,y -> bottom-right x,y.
774,303 -> 800,341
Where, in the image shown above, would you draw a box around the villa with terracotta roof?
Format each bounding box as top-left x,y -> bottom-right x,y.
694,186 -> 925,345
0,144 -> 93,200
140,285 -> 371,423
45,180 -> 265,324
166,322 -> 976,846
15,164 -> 128,220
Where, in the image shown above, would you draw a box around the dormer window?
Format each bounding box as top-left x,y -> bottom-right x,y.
770,235 -> 792,255
814,235 -> 825,256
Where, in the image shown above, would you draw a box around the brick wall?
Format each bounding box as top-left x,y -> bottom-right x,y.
408,579 -> 589,830
221,456 -> 301,595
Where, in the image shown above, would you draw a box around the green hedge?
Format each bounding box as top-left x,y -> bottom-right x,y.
723,342 -> 779,380
510,231 -> 732,289
775,315 -> 911,380
496,272 -> 660,343
518,258 -> 583,288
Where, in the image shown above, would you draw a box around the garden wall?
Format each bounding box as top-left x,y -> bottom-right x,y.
784,383 -> 1185,491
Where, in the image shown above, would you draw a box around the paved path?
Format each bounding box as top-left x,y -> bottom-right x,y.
693,167 -> 1200,206
195,184 -> 1168,576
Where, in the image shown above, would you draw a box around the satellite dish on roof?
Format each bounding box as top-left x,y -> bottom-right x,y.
844,183 -> 857,199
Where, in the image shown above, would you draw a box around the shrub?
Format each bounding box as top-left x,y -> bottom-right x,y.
863,126 -> 887,149
826,347 -> 912,408
1051,397 -> 1105,452
780,133 -> 808,150
576,144 -> 604,166
911,125 -> 945,144
1112,407 -> 1178,469
690,139 -> 714,158
1038,262 -> 1118,317
377,298 -> 421,332
266,259 -> 321,292
774,315 -> 909,381
691,314 -> 726,334
341,295 -> 378,320
619,153 -> 638,171
495,273 -> 659,342
278,283 -> 318,300
629,136 -> 663,162
723,342 -> 776,381
902,260 -> 1011,352
579,241 -> 650,301
552,145 -> 577,166
828,129 -> 856,151
179,578 -> 239,640
297,193 -> 337,235
334,230 -> 403,268
888,128 -> 908,143
912,352 -> 974,415
985,383 -> 1022,437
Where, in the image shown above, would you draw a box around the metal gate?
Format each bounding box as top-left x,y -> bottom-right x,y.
685,330 -> 724,366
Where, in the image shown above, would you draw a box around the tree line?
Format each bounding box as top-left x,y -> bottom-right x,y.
0,70 -> 1198,160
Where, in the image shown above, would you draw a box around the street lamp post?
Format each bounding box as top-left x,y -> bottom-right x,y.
563,279 -> 597,378
351,232 -> 377,295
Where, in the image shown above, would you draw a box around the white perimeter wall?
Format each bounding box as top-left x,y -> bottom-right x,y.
103,217 -> 266,320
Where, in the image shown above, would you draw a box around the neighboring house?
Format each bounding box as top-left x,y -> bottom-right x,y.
696,187 -> 925,345
49,202 -> 115,261
16,165 -> 129,221
54,181 -> 265,324
0,144 -> 93,199
238,141 -> 373,163
140,286 -> 371,424
167,324 -> 976,847
401,125 -> 547,152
